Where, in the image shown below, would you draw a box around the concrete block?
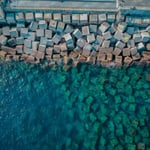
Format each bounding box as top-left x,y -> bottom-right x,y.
29,21 -> 38,32
110,23 -> 117,34
82,26 -> 90,36
44,13 -> 52,22
130,47 -> 137,56
133,33 -> 142,43
0,51 -> 6,58
67,43 -> 74,50
126,27 -> 134,35
35,13 -> 43,21
83,43 -> 92,57
20,28 -> 29,38
89,25 -> 97,33
77,38 -> 86,48
38,44 -> 46,52
24,39 -> 32,48
137,42 -> 145,50
80,14 -> 88,25
115,55 -> 122,66
96,35 -> 103,45
53,45 -> 61,53
24,47 -> 33,55
16,45 -> 23,54
52,54 -> 60,60
25,13 -> 34,22
98,14 -> 107,23
52,34 -> 61,44
49,20 -> 57,31
141,32 -> 150,42
146,43 -> 150,51
64,25 -> 74,33
72,14 -> 80,24
123,48 -> 130,56
60,43 -> 67,51
46,47 -> 53,55
122,33 -> 131,43
10,28 -> 18,38
146,26 -> 150,33
2,26 -> 10,36
16,37 -> 24,45
40,37 -> 47,45
114,31 -> 123,41
127,39 -> 135,48
102,31 -> 112,40
107,14 -> 116,22
113,48 -> 121,56
46,39 -> 53,47
132,53 -> 141,61
63,33 -> 73,44
116,41 -> 125,49
36,51 -> 45,60
45,29 -> 53,39
57,22 -> 65,33
32,41 -> 39,50
89,14 -> 97,24
73,29 -> 82,39
117,22 -> 127,32
15,12 -> 25,22
38,20 -> 47,29
63,14 -> 71,24
53,13 -> 62,21
102,40 -> 110,48
6,13 -> 16,24
87,34 -> 95,43
28,32 -> 36,41
7,38 -> 16,47
17,22 -> 25,28
36,29 -> 44,37
99,22 -> 110,33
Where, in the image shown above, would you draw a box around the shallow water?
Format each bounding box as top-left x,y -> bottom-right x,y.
0,61 -> 150,150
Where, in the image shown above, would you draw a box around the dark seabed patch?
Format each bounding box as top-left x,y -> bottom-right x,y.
0,61 -> 150,150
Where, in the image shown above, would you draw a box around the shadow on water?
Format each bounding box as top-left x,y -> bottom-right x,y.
0,61 -> 150,150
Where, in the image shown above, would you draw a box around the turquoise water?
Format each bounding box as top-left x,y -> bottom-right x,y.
0,60 -> 150,150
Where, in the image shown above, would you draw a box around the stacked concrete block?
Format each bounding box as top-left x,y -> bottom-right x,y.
35,13 -> 43,21
0,35 -> 7,45
72,14 -> 80,24
36,29 -> 44,37
89,25 -> 97,33
80,14 -> 88,25
45,29 -> 52,39
117,22 -> 127,33
77,38 -> 86,48
102,40 -> 110,48
53,13 -> 61,21
24,39 -> 32,48
52,34 -> 61,44
6,13 -> 16,24
25,13 -> 34,22
16,45 -> 23,54
99,22 -> 110,33
29,21 -> 38,32
141,32 -> 150,42
63,33 -> 73,44
87,34 -> 95,43
116,41 -> 125,49
82,26 -> 90,36
73,29 -> 82,39
63,14 -> 71,24
38,20 -> 47,29
15,12 -> 25,22
20,28 -> 29,38
40,37 -> 47,45
64,25 -> 74,33
10,28 -> 18,38
49,20 -> 57,31
44,13 -> 52,22
98,14 -> 107,23
57,22 -> 65,33
102,31 -> 112,40
89,14 -> 97,24
7,38 -> 16,47
2,26 -> 10,36
16,37 -> 24,45
47,39 -> 53,47
32,41 -> 39,50
133,33 -> 142,43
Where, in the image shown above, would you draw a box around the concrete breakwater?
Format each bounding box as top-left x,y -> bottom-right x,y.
0,13 -> 150,67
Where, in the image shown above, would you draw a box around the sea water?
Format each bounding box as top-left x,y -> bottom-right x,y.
0,60 -> 150,150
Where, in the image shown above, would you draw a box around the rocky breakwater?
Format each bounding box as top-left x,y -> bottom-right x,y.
0,17 -> 150,67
